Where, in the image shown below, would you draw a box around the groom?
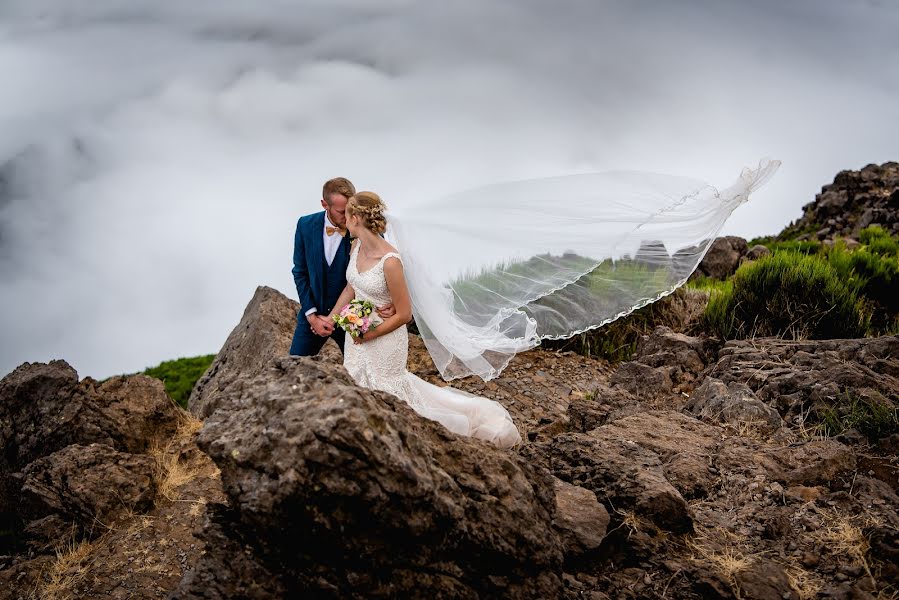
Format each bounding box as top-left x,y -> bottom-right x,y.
289,177 -> 393,356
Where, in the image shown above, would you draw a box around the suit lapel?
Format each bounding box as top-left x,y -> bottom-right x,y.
312,211 -> 326,271
307,211 -> 325,302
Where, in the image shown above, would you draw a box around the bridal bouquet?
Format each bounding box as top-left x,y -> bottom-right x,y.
332,299 -> 379,338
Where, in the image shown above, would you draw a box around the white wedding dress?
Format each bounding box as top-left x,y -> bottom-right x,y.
343,242 -> 522,449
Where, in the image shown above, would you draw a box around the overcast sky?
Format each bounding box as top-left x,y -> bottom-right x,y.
1,0 -> 897,379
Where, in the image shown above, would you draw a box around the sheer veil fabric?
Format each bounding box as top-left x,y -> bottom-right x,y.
385,160 -> 780,382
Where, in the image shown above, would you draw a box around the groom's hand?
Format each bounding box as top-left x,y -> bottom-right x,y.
307,314 -> 334,337
376,303 -> 396,319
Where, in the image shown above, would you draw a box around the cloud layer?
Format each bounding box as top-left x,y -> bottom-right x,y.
1,0 -> 897,378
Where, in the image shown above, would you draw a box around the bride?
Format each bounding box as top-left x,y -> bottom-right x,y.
327,191 -> 523,449
326,160 -> 780,449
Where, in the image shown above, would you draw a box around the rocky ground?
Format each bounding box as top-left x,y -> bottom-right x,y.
1,284 -> 896,600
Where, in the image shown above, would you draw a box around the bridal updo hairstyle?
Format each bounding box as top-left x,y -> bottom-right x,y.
347,191 -> 387,235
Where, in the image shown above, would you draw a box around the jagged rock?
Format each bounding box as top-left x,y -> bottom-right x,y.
551,478 -> 609,558
609,360 -> 675,400
566,384 -> 641,432
20,443 -> 156,527
94,374 -> 182,452
182,356 -> 563,598
695,236 -> 749,279
685,378 -> 785,434
597,411 -> 722,501
717,438 -> 856,487
781,161 -> 899,240
609,327 -> 719,401
188,285 -> 303,419
707,335 -> 899,433
0,360 -> 178,520
733,559 -> 798,600
535,427 -> 694,534
170,506 -> 286,600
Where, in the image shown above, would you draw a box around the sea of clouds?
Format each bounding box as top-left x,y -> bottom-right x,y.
1,0 -> 897,378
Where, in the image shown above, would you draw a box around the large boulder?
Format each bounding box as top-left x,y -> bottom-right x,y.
596,411 -> 723,502
0,360 -> 178,521
20,443 -> 156,527
0,360 -> 180,559
530,429 -> 695,535
551,478 -> 610,559
694,236 -> 749,279
189,285 -> 319,419
179,356 -> 564,598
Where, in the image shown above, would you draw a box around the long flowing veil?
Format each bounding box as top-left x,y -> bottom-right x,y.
385,159 -> 780,382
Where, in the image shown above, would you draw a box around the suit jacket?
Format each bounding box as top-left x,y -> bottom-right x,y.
292,211 -> 351,315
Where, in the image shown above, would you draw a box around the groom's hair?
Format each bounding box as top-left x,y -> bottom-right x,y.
322,177 -> 356,204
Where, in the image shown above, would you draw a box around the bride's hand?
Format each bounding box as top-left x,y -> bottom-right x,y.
376,303 -> 396,318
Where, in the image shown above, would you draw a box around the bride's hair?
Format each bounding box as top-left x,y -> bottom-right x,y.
347,191 -> 387,235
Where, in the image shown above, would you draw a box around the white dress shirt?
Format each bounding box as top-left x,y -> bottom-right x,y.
305,211 -> 345,317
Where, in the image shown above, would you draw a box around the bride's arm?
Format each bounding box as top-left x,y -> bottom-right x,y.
327,283 -> 356,321
362,257 -> 413,341
327,239 -> 358,321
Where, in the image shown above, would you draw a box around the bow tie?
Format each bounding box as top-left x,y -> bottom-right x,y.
326,225 -> 347,237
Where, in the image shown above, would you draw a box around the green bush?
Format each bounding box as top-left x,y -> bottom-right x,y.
821,390 -> 899,441
704,251 -> 870,340
142,354 -> 216,409
858,225 -> 899,254
765,240 -> 822,256
825,231 -> 899,333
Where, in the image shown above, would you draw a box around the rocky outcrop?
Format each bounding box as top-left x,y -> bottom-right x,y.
685,378 -> 785,435
609,326 -> 719,402
551,478 -> 610,559
177,356 -> 565,598
706,335 -> 899,435
0,360 -> 179,551
694,235 -> 750,279
780,161 -> 899,240
188,285 -> 303,419
4,267 -> 899,598
530,428 -> 695,535
20,443 -> 156,528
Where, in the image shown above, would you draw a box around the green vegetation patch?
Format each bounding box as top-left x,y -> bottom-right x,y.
821,389 -> 899,442
704,251 -> 870,340
142,354 -> 216,409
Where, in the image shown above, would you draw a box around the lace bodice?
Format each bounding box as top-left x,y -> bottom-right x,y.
346,242 -> 402,307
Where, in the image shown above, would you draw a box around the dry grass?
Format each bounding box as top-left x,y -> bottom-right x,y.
687,524 -> 755,597
188,496 -> 208,517
784,565 -> 826,600
814,511 -> 876,584
35,537 -> 95,600
150,410 -> 204,504
610,508 -> 654,539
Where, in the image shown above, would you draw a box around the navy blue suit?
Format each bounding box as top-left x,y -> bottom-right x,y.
289,211 -> 351,356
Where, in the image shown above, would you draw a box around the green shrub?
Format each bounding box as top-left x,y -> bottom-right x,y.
825,233 -> 898,333
821,390 -> 899,441
142,354 -> 216,409
704,251 -> 870,340
765,240 -> 822,256
858,225 -> 899,254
